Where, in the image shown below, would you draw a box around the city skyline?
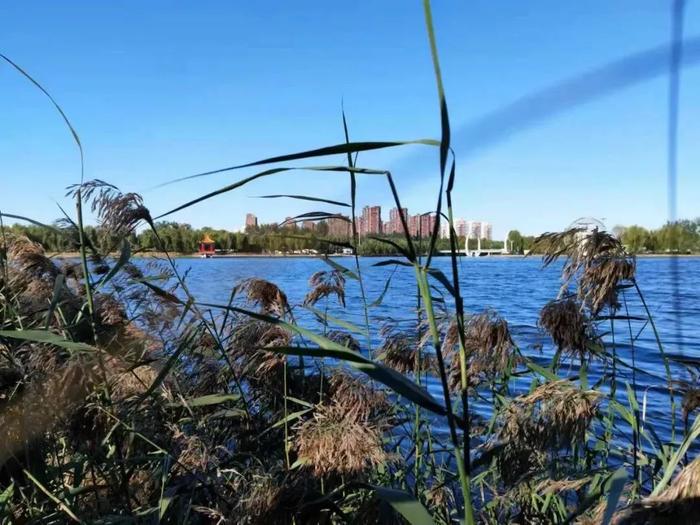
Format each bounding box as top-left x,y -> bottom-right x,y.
243,207 -> 494,240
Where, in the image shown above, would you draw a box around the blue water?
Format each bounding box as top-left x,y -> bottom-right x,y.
173,255 -> 700,444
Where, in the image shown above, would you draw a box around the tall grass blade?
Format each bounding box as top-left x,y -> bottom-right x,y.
371,486 -> 435,525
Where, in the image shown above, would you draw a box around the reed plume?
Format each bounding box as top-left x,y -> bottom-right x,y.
328,369 -> 390,421
326,330 -> 360,352
67,179 -> 151,235
377,324 -> 434,375
294,400 -> 388,477
238,278 -> 289,316
303,269 -> 345,307
497,380 -> 601,483
532,227 -> 636,314
443,310 -> 515,391
539,298 -> 599,360
611,457 -> 700,524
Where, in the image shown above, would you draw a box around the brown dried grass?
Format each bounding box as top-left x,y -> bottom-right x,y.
443,310 -> 515,391
294,400 -> 388,477
611,457 -> 700,524
238,278 -> 289,316
328,370 -> 391,422
532,227 -> 636,314
303,270 -> 345,307
377,325 -> 434,375
539,298 -> 599,359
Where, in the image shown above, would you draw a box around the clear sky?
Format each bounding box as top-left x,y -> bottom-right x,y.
2,1 -> 699,239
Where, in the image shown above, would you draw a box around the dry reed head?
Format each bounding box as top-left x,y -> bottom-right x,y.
674,380 -> 700,423
304,270 -> 345,307
4,235 -> 59,307
238,278 -> 289,316
67,179 -> 151,234
243,473 -> 285,524
539,298 -> 599,359
377,325 -> 433,375
531,227 -> 636,314
611,457 -> 700,524
108,359 -> 160,402
579,255 -> 636,314
328,370 -> 390,422
463,310 -> 515,378
326,330 -> 360,352
94,293 -> 127,328
497,380 -> 602,482
294,400 -> 388,477
515,380 -> 601,447
443,311 -> 515,392
229,320 -> 291,383
169,423 -> 219,474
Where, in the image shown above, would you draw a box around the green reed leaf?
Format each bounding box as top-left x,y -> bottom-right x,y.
602,467 -> 628,525
305,305 -> 368,336
256,194 -> 350,207
176,393 -> 240,408
0,329 -> 95,352
162,140 -> 437,186
651,414 -> 700,497
322,256 -> 359,281
371,486 -> 435,525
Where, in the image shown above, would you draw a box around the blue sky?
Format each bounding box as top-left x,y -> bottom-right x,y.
2,1 -> 699,239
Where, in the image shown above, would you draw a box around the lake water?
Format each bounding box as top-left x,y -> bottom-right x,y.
174,255 -> 700,443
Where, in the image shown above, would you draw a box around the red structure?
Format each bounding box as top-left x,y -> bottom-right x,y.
198,233 -> 216,257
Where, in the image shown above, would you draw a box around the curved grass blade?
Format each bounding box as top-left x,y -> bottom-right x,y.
44,273 -> 65,329
0,329 -> 95,353
602,467 -> 628,525
161,140 -> 438,186
370,266 -> 397,307
281,212 -> 350,225
372,259 -> 413,268
268,345 -> 447,416
0,212 -> 62,232
96,238 -> 131,290
255,194 -> 350,207
0,53 -> 83,173
196,301 -> 446,416
322,256 -> 359,281
22,469 -> 82,523
368,236 -> 411,260
371,486 -> 435,525
305,305 -> 368,336
651,414 -> 700,496
156,165 -> 384,219
174,393 -> 239,408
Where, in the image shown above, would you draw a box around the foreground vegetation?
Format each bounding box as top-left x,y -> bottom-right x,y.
2,2 -> 699,524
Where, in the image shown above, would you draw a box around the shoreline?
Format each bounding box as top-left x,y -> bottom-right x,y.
46,251 -> 700,259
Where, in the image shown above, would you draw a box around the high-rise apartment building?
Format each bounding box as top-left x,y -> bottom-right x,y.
408,215 -> 420,237
361,206 -> 382,236
327,215 -> 351,238
420,214 -> 437,238
355,215 -> 365,236
442,218 -> 493,240
245,213 -> 258,230
387,207 -> 408,235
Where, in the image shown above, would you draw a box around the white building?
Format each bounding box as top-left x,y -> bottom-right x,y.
443,219 -> 493,240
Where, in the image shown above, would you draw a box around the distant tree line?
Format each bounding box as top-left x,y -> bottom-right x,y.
507,218 -> 700,255
8,219 -> 699,256
614,220 -> 700,254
